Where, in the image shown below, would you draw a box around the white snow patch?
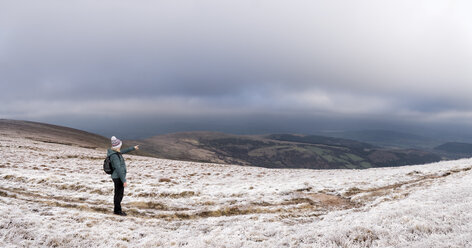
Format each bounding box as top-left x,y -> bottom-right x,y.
1,132 -> 472,247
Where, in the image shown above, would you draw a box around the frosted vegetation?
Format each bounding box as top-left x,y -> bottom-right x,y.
1,131 -> 472,247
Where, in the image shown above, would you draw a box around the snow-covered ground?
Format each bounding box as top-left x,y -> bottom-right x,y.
1,131 -> 472,247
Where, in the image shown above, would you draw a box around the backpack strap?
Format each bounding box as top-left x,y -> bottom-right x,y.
109,152 -> 122,161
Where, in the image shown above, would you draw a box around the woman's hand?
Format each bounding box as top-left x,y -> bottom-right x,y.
123,182 -> 127,187
134,145 -> 140,150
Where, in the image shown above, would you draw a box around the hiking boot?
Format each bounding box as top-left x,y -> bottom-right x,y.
114,211 -> 127,216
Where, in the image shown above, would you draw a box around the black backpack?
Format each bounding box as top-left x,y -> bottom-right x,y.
103,152 -> 121,174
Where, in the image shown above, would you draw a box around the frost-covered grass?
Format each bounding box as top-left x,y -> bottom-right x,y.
1,132 -> 472,247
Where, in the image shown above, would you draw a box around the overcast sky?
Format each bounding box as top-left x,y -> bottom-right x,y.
1,1 -> 472,138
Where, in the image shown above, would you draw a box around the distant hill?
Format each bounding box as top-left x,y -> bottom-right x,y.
435,142 -> 472,155
266,134 -> 374,150
0,120 -> 443,169
133,132 -> 441,169
0,119 -> 110,149
319,130 -> 441,149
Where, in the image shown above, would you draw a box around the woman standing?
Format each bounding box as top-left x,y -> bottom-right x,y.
108,136 -> 139,216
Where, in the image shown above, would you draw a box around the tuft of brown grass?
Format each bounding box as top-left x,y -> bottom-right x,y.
344,187 -> 362,196
90,189 -> 107,195
136,190 -> 198,198
283,197 -> 316,206
251,201 -> 273,207
90,206 -> 109,213
296,186 -> 313,192
3,175 -> 14,180
128,201 -> 169,210
159,178 -> 171,183
160,191 -> 197,198
197,206 -> 259,218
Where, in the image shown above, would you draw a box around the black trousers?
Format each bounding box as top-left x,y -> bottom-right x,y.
113,178 -> 124,213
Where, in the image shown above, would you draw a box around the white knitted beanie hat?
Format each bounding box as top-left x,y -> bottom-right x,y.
111,136 -> 122,149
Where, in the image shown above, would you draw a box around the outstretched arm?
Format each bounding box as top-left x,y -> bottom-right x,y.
120,146 -> 138,154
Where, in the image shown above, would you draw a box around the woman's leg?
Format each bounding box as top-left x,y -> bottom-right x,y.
113,178 -> 124,213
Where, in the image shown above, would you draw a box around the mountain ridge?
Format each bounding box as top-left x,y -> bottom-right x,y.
0,119 -> 447,169
318,129 -> 441,149
0,119 -> 110,149
133,132 -> 442,169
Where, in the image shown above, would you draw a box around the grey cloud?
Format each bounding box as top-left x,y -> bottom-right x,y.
2,0 -> 472,136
